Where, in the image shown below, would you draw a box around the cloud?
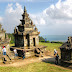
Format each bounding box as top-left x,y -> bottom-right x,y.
1,0 -> 72,35
0,0 -> 32,2
2,3 -> 23,33
31,0 -> 72,25
0,0 -> 51,2
29,0 -> 72,35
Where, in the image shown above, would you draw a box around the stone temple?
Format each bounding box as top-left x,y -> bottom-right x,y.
14,6 -> 40,47
60,37 -> 72,63
11,6 -> 47,57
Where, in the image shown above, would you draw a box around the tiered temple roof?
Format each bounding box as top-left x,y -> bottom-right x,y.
14,6 -> 40,36
60,37 -> 72,49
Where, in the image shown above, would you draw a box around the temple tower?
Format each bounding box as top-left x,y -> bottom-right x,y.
14,6 -> 40,48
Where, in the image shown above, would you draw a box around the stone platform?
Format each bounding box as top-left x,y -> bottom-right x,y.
10,46 -> 47,58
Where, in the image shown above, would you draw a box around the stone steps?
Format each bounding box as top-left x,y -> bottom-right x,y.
35,48 -> 44,57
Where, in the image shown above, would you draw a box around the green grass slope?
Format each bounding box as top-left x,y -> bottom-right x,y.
0,62 -> 72,72
39,42 -> 62,56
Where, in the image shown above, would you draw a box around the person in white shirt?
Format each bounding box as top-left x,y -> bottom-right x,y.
2,46 -> 6,55
54,49 -> 57,56
14,49 -> 18,58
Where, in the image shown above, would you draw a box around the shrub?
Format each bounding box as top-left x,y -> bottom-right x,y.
7,33 -> 15,44
39,36 -> 45,41
51,41 -> 63,44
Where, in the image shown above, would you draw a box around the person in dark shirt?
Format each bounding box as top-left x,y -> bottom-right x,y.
22,50 -> 25,60
55,53 -> 59,65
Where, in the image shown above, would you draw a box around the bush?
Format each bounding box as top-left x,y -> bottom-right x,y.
7,33 -> 15,44
39,36 -> 45,41
39,36 -> 50,43
46,41 -> 50,43
40,40 -> 50,43
10,40 -> 14,44
51,41 -> 63,44
40,40 -> 45,42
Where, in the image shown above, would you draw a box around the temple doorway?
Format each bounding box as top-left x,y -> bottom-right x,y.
33,38 -> 35,46
0,38 -> 1,41
26,34 -> 30,47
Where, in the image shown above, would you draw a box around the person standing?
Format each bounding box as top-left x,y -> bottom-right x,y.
14,49 -> 18,58
54,49 -> 57,56
2,46 -> 7,64
22,50 -> 25,60
45,38 -> 47,42
55,53 -> 59,65
2,46 -> 6,55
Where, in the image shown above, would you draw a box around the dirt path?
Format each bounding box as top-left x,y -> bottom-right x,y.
0,56 -> 54,67
0,56 -> 72,71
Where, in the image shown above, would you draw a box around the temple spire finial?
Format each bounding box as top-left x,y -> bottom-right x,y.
24,6 -> 27,12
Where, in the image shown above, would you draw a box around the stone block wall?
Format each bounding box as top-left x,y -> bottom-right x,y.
29,35 -> 39,47
61,49 -> 71,61
15,35 -> 24,47
0,32 -> 5,41
24,36 -> 27,47
23,35 -> 39,47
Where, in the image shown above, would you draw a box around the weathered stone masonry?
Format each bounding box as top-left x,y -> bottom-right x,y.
14,6 -> 40,48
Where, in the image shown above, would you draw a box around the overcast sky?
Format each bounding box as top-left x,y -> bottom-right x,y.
0,0 -> 72,35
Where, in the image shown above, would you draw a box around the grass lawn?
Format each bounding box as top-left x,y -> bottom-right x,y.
39,42 -> 62,56
0,62 -> 72,72
9,44 -> 15,47
0,42 -> 71,72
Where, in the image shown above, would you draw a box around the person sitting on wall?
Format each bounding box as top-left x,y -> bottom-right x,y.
22,50 -> 25,60
14,49 -> 18,58
2,46 -> 6,55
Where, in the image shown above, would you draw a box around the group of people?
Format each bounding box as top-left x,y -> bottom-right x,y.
2,46 -> 59,64
2,46 -> 25,60
54,49 -> 59,65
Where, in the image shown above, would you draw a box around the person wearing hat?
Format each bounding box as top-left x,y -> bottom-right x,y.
2,46 -> 6,55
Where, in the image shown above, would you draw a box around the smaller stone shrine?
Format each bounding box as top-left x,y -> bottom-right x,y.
0,24 -> 10,47
60,37 -> 72,63
10,6 -> 47,58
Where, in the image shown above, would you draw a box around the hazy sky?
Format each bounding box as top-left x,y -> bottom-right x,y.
0,0 -> 72,35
